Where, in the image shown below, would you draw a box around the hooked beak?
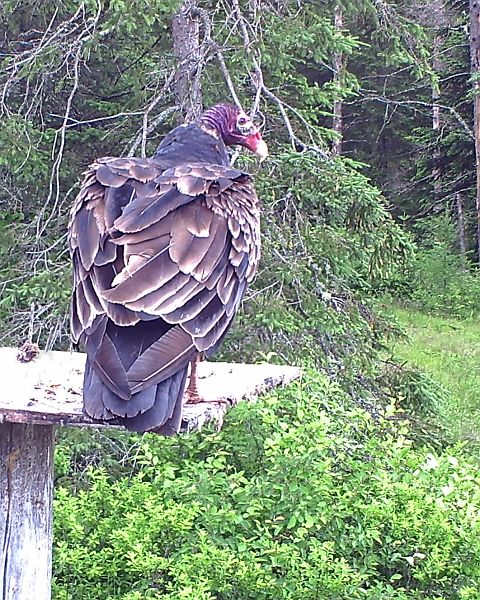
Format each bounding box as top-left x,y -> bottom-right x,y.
242,130 -> 269,161
254,138 -> 269,162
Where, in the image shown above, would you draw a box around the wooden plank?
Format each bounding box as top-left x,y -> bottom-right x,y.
0,348 -> 301,431
0,422 -> 54,600
0,352 -> 299,600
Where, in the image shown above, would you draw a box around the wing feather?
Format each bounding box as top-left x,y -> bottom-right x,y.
96,165 -> 130,188
194,312 -> 232,351
90,332 -> 131,400
127,326 -> 196,394
123,272 -> 192,312
94,239 -> 118,266
75,207 -> 101,271
70,294 -> 83,343
163,287 -> 218,323
69,154 -> 261,430
192,222 -> 229,283
113,212 -> 175,245
126,276 -> 203,315
114,188 -> 192,233
103,249 -> 178,303
181,296 -> 226,337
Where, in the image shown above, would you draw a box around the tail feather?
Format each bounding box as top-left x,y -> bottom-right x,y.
122,366 -> 188,433
83,361 -> 116,421
103,384 -> 156,418
83,357 -> 189,433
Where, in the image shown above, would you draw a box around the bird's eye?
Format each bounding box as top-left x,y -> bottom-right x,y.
237,115 -> 254,134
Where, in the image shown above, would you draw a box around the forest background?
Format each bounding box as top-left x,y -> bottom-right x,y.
1,0 -> 480,598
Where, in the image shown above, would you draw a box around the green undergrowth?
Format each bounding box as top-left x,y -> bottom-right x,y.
53,371 -> 480,600
386,306 -> 480,447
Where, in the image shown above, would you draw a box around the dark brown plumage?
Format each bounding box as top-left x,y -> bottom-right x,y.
68,103 -> 267,433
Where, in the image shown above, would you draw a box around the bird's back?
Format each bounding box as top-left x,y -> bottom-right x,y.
69,106 -> 263,433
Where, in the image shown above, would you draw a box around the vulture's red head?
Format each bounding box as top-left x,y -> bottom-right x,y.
199,103 -> 268,161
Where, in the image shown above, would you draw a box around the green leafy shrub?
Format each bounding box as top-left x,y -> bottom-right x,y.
391,215 -> 480,318
53,372 -> 480,599
378,362 -> 450,418
219,153 -> 412,396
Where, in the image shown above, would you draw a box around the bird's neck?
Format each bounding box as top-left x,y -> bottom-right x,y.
152,123 -> 230,167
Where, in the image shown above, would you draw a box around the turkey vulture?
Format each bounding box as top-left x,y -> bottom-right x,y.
69,103 -> 268,434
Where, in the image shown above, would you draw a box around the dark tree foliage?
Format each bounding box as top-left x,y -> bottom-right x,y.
0,0 -> 411,388
1,2 -> 478,414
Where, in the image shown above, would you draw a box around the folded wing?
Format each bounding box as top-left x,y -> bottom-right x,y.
69,157 -> 260,431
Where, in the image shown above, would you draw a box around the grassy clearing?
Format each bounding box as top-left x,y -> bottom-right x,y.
387,306 -> 480,445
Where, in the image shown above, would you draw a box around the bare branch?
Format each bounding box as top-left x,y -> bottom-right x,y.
355,92 -> 474,140
215,46 -> 242,108
33,4 -> 103,239
35,45 -> 82,238
226,0 -> 328,157
127,104 -> 178,158
48,111 -> 145,129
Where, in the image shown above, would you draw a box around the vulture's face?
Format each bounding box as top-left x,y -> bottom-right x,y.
200,103 -> 269,160
228,110 -> 268,160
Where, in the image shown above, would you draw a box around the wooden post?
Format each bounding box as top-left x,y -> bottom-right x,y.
0,423 -> 54,600
0,347 -> 300,598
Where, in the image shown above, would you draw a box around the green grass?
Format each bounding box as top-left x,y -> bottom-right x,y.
387,306 -> 480,445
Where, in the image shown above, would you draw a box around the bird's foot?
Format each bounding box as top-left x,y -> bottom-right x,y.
185,388 -> 203,404
185,389 -> 228,405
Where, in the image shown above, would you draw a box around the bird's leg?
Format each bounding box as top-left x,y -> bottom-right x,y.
185,353 -> 203,404
184,353 -> 228,405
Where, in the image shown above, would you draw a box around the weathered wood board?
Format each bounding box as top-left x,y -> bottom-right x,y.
0,346 -> 300,600
0,347 -> 301,432
0,423 -> 54,600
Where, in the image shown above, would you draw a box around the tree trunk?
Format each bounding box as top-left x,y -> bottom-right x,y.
332,5 -> 343,156
456,191 -> 468,265
0,423 -> 54,600
172,0 -> 203,122
470,0 -> 480,263
432,34 -> 442,199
